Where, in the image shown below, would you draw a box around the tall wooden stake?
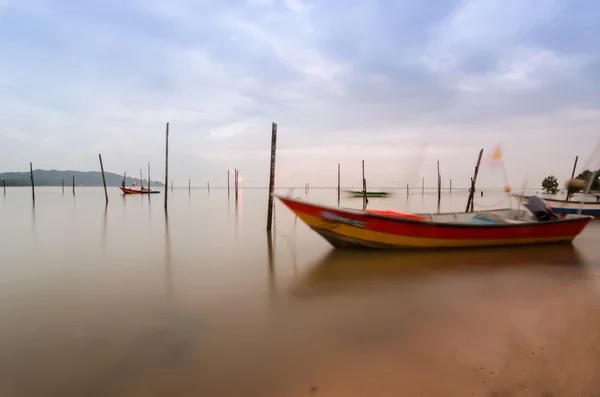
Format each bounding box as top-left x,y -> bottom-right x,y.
171,181 -> 173,192
235,169 -> 239,201
207,181 -> 210,193
164,122 -> 169,210
437,161 -> 441,213
450,179 -> 452,194
227,170 -> 230,198
465,149 -> 484,212
140,169 -> 143,189
148,162 -> 151,191
407,184 -> 409,198
337,163 -> 341,206
29,162 -> 35,202
422,177 -> 424,195
61,178 -> 64,194
99,154 -> 108,204
189,178 -> 191,195
362,160 -> 367,210
72,175 -> 75,195
266,122 -> 278,232
2,178 -> 5,195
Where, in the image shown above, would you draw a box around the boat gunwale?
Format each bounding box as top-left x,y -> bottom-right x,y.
276,195 -> 593,229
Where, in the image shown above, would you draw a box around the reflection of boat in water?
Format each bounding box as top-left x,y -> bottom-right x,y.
277,195 -> 592,249
120,187 -> 160,195
345,190 -> 390,198
293,244 -> 585,296
511,194 -> 600,218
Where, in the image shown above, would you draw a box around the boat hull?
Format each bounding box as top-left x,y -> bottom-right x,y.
278,196 -> 591,249
345,190 -> 390,198
120,187 -> 160,195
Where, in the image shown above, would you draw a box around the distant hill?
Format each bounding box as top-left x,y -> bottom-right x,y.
0,170 -> 164,187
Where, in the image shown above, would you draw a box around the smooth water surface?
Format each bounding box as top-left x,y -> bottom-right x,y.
1,186 -> 600,396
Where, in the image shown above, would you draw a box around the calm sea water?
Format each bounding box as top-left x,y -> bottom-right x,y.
1,186 -> 600,397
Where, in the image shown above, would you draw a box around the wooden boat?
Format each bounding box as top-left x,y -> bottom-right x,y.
511,194 -> 600,218
120,187 -> 160,195
276,195 -> 592,249
345,190 -> 390,198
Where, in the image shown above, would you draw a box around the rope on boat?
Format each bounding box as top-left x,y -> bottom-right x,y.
473,199 -> 509,208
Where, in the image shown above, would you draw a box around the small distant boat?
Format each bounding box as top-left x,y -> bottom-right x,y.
511,194 -> 600,218
120,187 -> 160,195
345,190 -> 390,198
277,195 -> 591,249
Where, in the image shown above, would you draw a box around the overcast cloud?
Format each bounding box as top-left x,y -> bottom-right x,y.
1,0 -> 599,188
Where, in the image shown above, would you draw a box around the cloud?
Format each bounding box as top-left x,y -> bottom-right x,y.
0,0 -> 599,189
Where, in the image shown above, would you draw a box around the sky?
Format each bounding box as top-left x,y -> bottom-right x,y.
1,0 -> 599,188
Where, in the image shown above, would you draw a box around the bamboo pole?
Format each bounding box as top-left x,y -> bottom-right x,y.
61,178 -> 64,194
207,181 -> 210,193
2,177 -> 5,195
422,177 -> 424,195
99,154 -> 108,204
227,170 -> 230,199
235,169 -> 239,201
148,162 -> 151,191
450,179 -> 452,194
337,163 -> 341,206
465,149 -> 484,212
266,122 -> 277,232
171,181 -> 173,192
72,175 -> 75,195
164,122 -> 169,210
140,169 -> 143,189
189,178 -> 191,195
29,162 -> 35,202
407,184 -> 409,198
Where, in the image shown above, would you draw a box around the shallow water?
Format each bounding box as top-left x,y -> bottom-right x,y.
1,186 -> 600,396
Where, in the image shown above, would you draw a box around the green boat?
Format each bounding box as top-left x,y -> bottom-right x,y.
345,190 -> 390,198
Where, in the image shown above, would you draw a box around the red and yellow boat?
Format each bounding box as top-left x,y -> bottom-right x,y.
119,187 -> 160,195
277,195 -> 592,249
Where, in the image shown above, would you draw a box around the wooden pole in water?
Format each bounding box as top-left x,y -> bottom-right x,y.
164,122 -> 169,210
2,177 -> 5,195
407,184 -> 409,198
337,163 -> 341,206
465,149 -> 484,212
235,169 -> 239,201
189,179 -> 191,195
422,177 -> 424,195
99,154 -> 108,204
61,178 -> 64,194
437,161 -> 441,212
72,175 -> 75,195
29,162 -> 35,202
140,169 -> 143,189
362,160 -> 367,210
207,181 -> 210,193
148,162 -> 151,191
450,179 -> 452,194
266,122 -> 278,232
567,155 -> 579,201
171,181 -> 173,192
227,170 -> 230,198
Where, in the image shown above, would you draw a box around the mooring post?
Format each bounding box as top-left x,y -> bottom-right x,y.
266,122 -> 278,232
450,179 -> 452,194
164,122 -> 169,210
171,181 -> 173,192
188,179 -> 191,195
235,169 -> 239,201
465,149 -> 484,212
140,169 -> 143,189
208,181 -> 210,193
437,161 -> 441,213
227,170 -> 230,199
148,162 -> 151,191
422,177 -> 424,195
3,177 -> 6,195
72,175 -> 75,195
30,162 -> 35,202
99,154 -> 108,204
337,163 -> 341,206
362,160 -> 367,210
61,178 -> 64,194
407,184 -> 409,198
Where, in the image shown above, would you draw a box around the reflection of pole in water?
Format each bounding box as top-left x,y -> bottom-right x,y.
267,231 -> 276,305
101,203 -> 108,254
164,209 -> 173,303
235,188 -> 242,239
